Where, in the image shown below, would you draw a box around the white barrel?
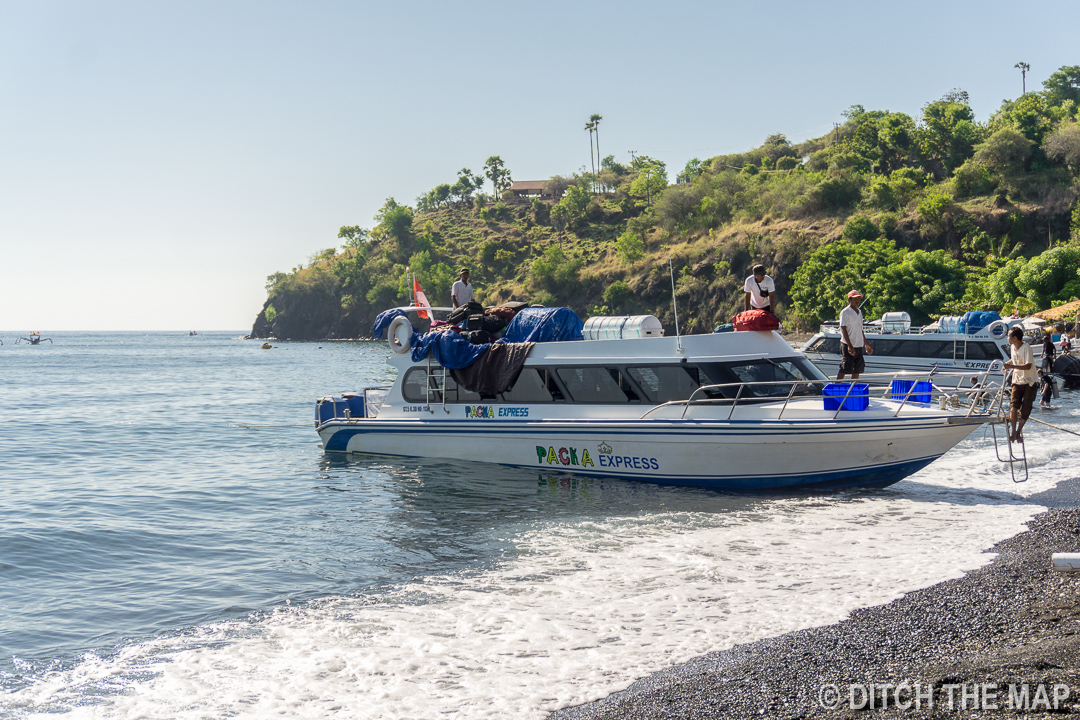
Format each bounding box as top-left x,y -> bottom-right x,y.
583,315 -> 664,341
880,312 -> 911,334
938,316 -> 962,334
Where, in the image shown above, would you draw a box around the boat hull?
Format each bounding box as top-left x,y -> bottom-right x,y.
317,416 -> 981,491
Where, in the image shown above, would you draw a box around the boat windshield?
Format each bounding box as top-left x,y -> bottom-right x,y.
699,357 -> 828,398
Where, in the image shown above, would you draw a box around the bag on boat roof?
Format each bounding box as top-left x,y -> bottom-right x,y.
482,313 -> 508,333
731,309 -> 780,332
462,329 -> 491,344
448,300 -> 485,326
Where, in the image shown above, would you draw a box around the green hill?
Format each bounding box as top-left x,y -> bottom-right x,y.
251,67 -> 1080,340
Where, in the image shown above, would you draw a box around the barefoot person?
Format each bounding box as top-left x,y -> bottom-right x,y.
1004,325 -> 1037,442
836,290 -> 873,381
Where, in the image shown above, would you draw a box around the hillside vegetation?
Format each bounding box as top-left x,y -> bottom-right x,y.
251,66 -> 1080,340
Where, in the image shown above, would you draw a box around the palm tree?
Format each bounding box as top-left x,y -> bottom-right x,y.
1015,61 -> 1030,94
589,114 -> 603,192
585,120 -> 596,188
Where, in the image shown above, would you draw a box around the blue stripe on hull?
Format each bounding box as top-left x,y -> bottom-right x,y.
321,425 -> 938,491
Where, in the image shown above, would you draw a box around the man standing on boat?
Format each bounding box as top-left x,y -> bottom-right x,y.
451,268 -> 475,309
1004,325 -> 1037,442
743,265 -> 776,314
837,290 -> 873,381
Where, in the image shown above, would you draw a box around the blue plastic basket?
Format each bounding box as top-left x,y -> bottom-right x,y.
823,383 -> 870,411
890,379 -> 932,404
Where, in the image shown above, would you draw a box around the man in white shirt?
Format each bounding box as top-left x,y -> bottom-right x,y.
451,268 -> 475,309
1003,325 -> 1037,442
837,290 -> 873,381
743,264 -> 776,314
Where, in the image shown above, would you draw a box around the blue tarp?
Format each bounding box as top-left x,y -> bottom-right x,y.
958,310 -> 1001,334
411,330 -> 490,369
372,309 -> 408,339
388,306 -> 582,369
500,307 -> 584,344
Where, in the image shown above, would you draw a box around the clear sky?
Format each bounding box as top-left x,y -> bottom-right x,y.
2,0 -> 1078,331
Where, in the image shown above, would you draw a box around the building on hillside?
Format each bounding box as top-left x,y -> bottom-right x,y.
509,180 -> 558,200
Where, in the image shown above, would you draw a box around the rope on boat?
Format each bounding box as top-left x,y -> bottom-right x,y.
1026,416 -> 1080,438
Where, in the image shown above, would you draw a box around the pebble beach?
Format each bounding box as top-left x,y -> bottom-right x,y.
555,484 -> 1080,719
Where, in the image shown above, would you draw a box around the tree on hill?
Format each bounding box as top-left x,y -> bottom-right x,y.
971,127 -> 1035,192
1043,65 -> 1080,107
864,249 -> 965,325
1045,123 -> 1080,174
841,109 -> 919,174
373,197 -> 414,243
338,226 -> 370,249
790,238 -> 904,324
1013,246 -> 1080,308
629,157 -> 667,206
1015,62 -> 1030,94
452,168 -> 483,206
484,156 -> 512,198
918,92 -> 980,177
585,119 -> 596,183
553,184 -> 590,228
590,114 -> 603,191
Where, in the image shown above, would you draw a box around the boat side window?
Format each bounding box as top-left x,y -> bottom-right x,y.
402,368 -> 433,403
808,337 -> 841,354
889,339 -> 951,359
498,368 -> 558,403
920,340 -> 955,359
444,374 -> 482,404
400,368 -> 482,404
626,366 -> 701,403
964,342 -> 1003,361
556,367 -> 637,403
872,338 -> 898,356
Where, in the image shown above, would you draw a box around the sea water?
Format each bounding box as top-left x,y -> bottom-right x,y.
0,332 -> 1074,719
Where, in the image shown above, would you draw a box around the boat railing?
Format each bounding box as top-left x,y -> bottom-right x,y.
638,366 -> 1007,422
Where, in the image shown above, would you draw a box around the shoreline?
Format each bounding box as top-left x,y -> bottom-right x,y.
552,486 -> 1080,719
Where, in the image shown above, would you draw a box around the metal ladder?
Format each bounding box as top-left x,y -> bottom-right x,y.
985,372 -> 1028,483
425,356 -> 451,414
991,422 -> 1028,483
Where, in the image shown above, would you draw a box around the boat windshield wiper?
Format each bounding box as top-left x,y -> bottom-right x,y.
760,356 -> 795,378
760,356 -> 821,395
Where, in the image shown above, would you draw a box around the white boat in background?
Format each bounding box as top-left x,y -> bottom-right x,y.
314,306 -> 998,492
800,311 -> 1041,387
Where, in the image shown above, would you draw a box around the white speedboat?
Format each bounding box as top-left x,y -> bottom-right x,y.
800,311 -> 1038,387
316,307 -> 996,491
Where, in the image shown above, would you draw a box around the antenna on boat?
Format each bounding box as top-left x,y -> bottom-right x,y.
669,258 -> 683,352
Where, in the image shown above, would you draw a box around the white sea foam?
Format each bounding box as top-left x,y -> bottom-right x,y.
8,418 -> 1077,720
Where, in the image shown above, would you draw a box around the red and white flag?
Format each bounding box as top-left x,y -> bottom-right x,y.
413,275 -> 430,319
